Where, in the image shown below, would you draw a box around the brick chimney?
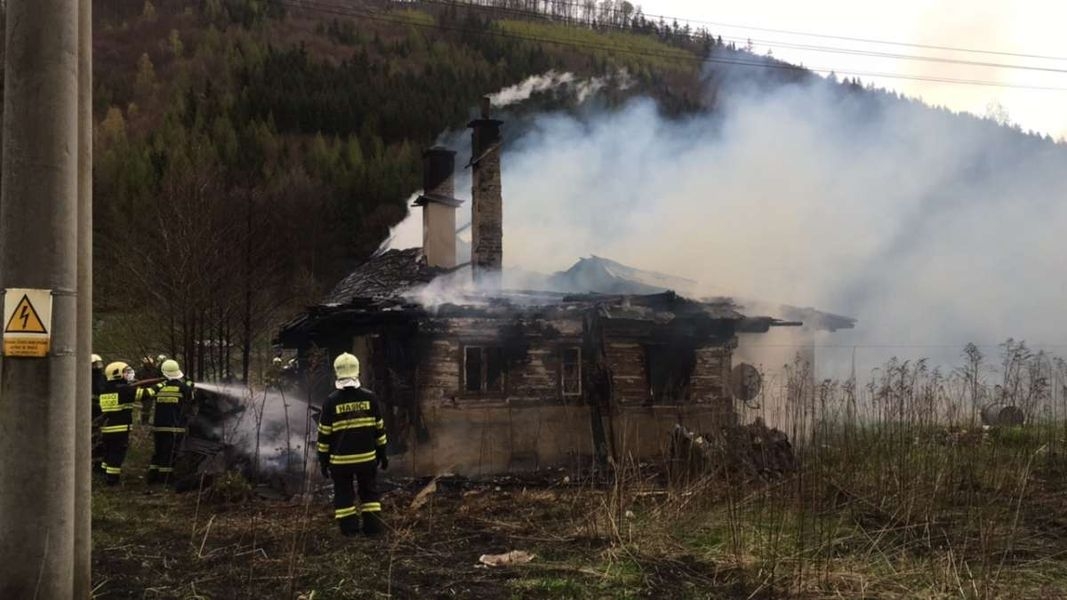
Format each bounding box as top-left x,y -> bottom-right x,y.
414,147 -> 462,269
468,96 -> 503,284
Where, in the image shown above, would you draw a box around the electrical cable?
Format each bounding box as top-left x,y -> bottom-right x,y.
280,0 -> 1067,91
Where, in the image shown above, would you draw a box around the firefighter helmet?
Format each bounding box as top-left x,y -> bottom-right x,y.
333,353 -> 360,380
91,353 -> 103,366
161,359 -> 184,380
105,361 -> 130,381
157,354 -> 167,364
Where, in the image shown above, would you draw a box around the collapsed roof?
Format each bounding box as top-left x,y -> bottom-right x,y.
277,249 -> 854,348
323,247 -> 441,305
549,256 -> 855,332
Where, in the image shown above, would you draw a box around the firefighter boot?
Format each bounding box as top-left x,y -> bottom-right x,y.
362,510 -> 384,536
338,514 -> 361,537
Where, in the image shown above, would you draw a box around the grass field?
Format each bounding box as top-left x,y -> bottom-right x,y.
91,413 -> 1067,599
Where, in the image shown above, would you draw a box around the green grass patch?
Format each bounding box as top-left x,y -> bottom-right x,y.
386,8 -> 435,28
497,19 -> 697,73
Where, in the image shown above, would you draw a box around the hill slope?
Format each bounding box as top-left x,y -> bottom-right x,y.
84,0 -> 717,375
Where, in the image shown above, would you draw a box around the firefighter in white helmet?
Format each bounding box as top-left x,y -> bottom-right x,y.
266,356 -> 284,389
143,359 -> 195,484
316,353 -> 389,536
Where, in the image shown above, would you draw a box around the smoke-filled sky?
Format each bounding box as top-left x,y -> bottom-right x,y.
642,1 -> 1067,139
389,70 -> 1067,368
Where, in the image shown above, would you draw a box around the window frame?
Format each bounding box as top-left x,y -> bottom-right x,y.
461,344 -> 507,396
560,345 -> 582,398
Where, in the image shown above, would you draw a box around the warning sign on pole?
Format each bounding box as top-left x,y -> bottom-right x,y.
3,288 -> 53,357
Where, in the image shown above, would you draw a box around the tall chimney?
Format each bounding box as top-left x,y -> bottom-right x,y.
468,96 -> 503,284
414,147 -> 462,269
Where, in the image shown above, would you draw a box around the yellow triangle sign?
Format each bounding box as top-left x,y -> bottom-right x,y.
5,294 -> 48,334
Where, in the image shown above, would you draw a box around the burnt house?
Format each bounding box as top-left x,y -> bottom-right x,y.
277,98 -> 849,475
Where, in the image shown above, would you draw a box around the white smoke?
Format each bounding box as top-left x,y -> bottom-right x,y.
487,69 -> 631,107
577,68 -> 633,103
493,82 -> 1067,372
380,192 -> 423,252
381,72 -> 1067,374
381,70 -> 631,255
489,70 -> 577,106
197,382 -> 312,473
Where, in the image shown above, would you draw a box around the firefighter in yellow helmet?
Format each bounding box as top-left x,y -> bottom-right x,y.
316,353 -> 388,536
97,361 -> 149,485
144,359 -> 195,485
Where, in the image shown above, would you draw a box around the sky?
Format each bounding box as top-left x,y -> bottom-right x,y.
641,1 -> 1067,139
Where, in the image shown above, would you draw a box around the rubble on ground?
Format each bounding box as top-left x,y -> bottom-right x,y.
478,550 -> 535,567
670,419 -> 796,479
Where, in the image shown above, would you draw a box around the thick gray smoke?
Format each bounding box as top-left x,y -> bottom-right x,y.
389,76 -> 1067,373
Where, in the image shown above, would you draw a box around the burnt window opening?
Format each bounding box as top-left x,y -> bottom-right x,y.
645,343 -> 697,404
561,347 -> 582,397
464,346 -> 505,394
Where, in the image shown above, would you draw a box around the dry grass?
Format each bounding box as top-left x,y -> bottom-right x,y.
93,349 -> 1067,599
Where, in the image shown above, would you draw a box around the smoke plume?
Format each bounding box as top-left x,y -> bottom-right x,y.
197,382 -> 312,474
488,69 -> 631,107
389,73 -> 1067,373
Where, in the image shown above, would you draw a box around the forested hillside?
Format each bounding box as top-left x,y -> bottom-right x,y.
83,0 -> 729,379
1,0 -> 1042,381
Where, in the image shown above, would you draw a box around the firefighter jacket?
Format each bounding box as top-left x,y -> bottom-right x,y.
316,386 -> 387,467
147,378 -> 195,433
91,368 -> 106,420
91,369 -> 106,396
97,380 -> 148,434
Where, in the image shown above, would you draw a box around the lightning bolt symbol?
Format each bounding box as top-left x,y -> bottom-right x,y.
19,305 -> 29,329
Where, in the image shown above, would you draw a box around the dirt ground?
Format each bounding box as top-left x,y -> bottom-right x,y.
91,427 -> 1067,599
91,427 -> 769,600
92,470 -> 748,599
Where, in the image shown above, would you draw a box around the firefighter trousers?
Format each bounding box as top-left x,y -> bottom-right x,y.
147,430 -> 183,484
331,463 -> 382,536
91,415 -> 104,472
101,430 -> 130,486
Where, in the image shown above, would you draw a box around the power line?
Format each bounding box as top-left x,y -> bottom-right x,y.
415,0 -> 1067,63
407,0 -> 1067,76
743,344 -> 1067,349
716,34 -> 1067,76
659,15 -> 1067,63
282,0 -> 1067,91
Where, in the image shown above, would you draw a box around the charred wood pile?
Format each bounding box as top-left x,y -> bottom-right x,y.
670,419 -> 796,479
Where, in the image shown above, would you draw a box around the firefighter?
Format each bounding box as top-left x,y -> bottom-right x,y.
316,353 -> 389,536
265,356 -> 284,390
145,359 -> 195,485
91,354 -> 106,394
91,354 -> 106,472
139,356 -> 162,424
97,361 -> 149,486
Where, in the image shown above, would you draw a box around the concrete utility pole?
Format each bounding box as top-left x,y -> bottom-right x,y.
74,0 -> 94,595
0,0 -> 83,596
